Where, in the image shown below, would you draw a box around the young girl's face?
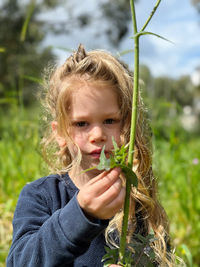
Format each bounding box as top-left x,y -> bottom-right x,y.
68,81 -> 122,174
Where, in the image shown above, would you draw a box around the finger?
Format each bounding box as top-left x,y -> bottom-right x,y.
89,168 -> 121,196
107,186 -> 125,211
97,179 -> 125,214
98,187 -> 125,219
97,178 -> 122,204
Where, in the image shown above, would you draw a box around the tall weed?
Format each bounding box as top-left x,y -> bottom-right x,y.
0,105 -> 46,264
0,105 -> 46,204
153,137 -> 200,266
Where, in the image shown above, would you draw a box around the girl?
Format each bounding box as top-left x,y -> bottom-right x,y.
7,44 -> 172,266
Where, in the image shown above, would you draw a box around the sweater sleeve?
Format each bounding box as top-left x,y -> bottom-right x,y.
7,181 -> 108,267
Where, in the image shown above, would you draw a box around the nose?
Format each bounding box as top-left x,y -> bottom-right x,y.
89,125 -> 107,143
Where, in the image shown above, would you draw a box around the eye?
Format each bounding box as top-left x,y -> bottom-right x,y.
74,121 -> 88,127
104,118 -> 115,124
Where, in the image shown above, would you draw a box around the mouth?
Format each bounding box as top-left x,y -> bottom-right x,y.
89,149 -> 110,159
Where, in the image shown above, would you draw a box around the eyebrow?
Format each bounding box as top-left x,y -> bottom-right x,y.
71,111 -> 121,120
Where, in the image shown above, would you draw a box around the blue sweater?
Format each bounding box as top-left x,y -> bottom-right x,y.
7,174 -> 109,267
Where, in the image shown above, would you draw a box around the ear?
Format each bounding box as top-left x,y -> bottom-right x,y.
51,121 -> 66,148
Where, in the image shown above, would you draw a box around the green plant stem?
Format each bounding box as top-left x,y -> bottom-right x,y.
117,0 -> 164,264
141,0 -> 162,32
118,0 -> 139,263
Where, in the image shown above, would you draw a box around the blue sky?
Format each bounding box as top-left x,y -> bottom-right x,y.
43,0 -> 200,79
129,0 -> 200,78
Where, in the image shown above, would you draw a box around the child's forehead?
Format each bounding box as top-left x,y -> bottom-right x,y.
68,81 -> 120,115
63,76 -> 117,98
71,81 -> 118,101
66,75 -> 114,89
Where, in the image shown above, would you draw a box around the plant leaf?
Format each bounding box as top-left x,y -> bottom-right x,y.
121,165 -> 138,188
20,0 -> 36,42
131,31 -> 173,44
111,137 -> 128,166
97,146 -> 111,171
23,75 -> 43,85
116,49 -> 134,57
112,136 -> 119,151
127,233 -> 156,267
102,247 -> 119,266
180,244 -> 193,267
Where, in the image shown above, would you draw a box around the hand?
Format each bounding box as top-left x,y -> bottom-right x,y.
77,168 -> 125,220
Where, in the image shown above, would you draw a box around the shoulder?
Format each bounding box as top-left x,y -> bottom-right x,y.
24,174 -> 62,187
21,174 -> 63,196
18,173 -> 76,212
22,173 -> 75,191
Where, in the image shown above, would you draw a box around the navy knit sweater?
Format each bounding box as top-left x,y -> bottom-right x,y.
7,174 -> 109,267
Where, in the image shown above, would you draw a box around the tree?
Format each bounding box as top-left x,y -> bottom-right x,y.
191,0 -> 200,11
0,0 -> 139,106
0,0 -> 60,106
98,0 -> 131,46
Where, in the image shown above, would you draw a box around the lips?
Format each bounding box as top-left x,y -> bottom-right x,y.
89,149 -> 109,159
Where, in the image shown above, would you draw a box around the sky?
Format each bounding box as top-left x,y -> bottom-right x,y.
43,0 -> 200,80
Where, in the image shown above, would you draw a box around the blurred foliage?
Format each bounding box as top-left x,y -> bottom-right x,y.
0,106 -> 46,265
139,64 -> 200,140
99,0 -> 132,46
191,0 -> 200,12
153,138 -> 200,266
0,0 -> 58,106
38,0 -> 136,47
0,0 -> 138,108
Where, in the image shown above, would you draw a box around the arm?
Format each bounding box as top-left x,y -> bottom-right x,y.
7,181 -> 108,267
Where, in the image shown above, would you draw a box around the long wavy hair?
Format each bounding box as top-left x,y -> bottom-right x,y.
40,44 -> 175,266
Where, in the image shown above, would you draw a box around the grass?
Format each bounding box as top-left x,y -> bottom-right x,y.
154,137 -> 200,266
0,105 -> 199,266
0,105 -> 46,265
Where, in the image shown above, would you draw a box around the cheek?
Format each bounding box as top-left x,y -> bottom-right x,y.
109,127 -> 121,145
70,131 -> 87,149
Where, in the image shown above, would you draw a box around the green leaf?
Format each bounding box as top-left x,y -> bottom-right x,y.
112,136 -> 119,151
23,75 -> 43,85
131,31 -> 173,44
97,146 -> 111,171
20,0 -> 36,42
116,49 -> 134,57
127,233 -> 157,266
102,247 -> 119,266
133,233 -> 147,243
111,137 -> 128,166
180,244 -> 193,267
121,165 -> 138,188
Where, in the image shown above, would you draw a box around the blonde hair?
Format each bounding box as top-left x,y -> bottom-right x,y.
41,44 -> 175,266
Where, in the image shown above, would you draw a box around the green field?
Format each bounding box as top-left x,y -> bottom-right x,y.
0,106 -> 199,266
